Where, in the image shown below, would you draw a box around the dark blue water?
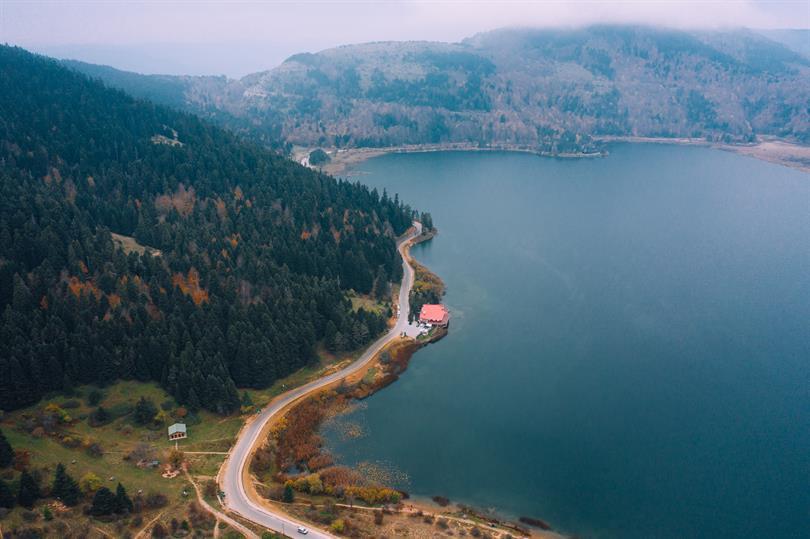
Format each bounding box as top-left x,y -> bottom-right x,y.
324,145 -> 810,538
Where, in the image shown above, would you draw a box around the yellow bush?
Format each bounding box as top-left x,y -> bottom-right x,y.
306,473 -> 323,495
80,472 -> 102,494
344,486 -> 401,505
292,476 -> 309,492
330,519 -> 345,533
44,403 -> 71,423
270,417 -> 288,438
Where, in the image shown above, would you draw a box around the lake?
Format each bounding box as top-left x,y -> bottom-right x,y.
323,144 -> 810,538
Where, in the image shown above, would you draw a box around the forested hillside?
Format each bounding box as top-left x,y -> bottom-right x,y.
0,46 -> 414,413
60,60 -> 289,152
65,26 -> 810,153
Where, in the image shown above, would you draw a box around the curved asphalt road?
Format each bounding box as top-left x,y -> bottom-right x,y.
220,222 -> 422,538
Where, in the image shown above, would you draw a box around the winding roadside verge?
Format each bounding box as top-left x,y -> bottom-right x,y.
219,222 -> 424,538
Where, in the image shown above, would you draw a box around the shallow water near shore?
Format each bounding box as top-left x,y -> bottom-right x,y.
322,144 -> 810,538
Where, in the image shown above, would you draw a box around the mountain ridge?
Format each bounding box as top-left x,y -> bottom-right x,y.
62,25 -> 810,153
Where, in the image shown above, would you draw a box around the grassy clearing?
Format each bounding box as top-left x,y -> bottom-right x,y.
0,334 -> 371,536
110,232 -> 161,257
347,291 -> 388,315
0,381 -> 244,537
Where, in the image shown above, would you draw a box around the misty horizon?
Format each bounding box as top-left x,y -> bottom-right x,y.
15,23 -> 810,79
3,0 -> 809,77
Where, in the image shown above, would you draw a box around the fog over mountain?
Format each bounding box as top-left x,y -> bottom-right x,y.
8,0 -> 808,77
64,26 -> 810,154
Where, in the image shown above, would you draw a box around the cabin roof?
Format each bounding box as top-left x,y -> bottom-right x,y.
168,423 -> 187,435
419,304 -> 448,320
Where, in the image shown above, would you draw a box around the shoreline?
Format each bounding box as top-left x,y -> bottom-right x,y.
295,142 -> 604,177
220,223 -> 424,538
229,136 -> 808,537
219,223 -> 554,538
273,232 -> 561,537
253,230 -> 448,482
296,137 -> 810,176
597,135 -> 810,174
237,230 -> 561,537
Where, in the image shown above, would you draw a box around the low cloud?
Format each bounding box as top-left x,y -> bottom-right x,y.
2,0 -> 807,76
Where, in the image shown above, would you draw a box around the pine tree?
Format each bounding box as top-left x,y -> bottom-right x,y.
87,388 -> 103,406
374,267 -> 390,300
186,388 -> 201,412
0,478 -> 15,509
114,482 -> 133,514
17,470 -> 40,508
282,484 -> 294,503
0,428 -> 13,468
331,331 -> 346,352
224,379 -> 240,413
90,486 -> 116,516
133,397 -> 157,425
324,321 -> 338,348
93,406 -> 109,423
52,463 -> 81,506
420,212 -> 434,231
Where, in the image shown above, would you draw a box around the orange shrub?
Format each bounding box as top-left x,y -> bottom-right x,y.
344,486 -> 401,505
171,268 -> 209,305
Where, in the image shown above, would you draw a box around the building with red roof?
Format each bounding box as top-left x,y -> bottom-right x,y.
418,304 -> 450,327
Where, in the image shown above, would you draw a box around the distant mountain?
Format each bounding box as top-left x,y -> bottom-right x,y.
59,60 -> 290,151
755,29 -> 810,58
65,26 -> 810,153
60,59 -> 207,110
0,46 -> 414,412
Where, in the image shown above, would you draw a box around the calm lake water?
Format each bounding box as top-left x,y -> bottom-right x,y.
323,145 -> 810,538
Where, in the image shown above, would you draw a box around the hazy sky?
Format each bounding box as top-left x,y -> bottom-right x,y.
2,1 -> 808,77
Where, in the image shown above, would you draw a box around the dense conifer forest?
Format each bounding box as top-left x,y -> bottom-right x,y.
0,46 -> 415,413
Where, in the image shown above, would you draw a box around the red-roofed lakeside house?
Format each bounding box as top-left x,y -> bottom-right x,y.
419,304 -> 450,327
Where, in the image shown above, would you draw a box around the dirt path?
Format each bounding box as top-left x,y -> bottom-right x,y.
185,469 -> 259,539
134,510 -> 166,539
93,525 -> 116,538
